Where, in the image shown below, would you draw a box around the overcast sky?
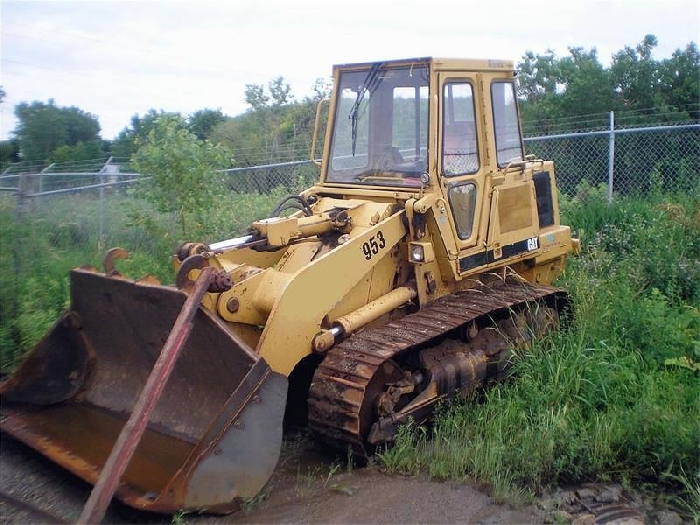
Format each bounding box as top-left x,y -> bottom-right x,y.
1,0 -> 698,141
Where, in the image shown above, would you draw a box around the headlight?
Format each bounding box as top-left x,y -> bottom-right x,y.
409,242 -> 435,264
411,245 -> 425,262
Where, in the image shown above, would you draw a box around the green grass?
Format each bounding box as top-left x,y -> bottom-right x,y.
0,186 -> 285,370
379,184 -> 700,514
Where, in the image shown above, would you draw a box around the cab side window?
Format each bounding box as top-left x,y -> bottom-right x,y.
448,183 -> 477,240
491,81 -> 523,166
442,82 -> 479,176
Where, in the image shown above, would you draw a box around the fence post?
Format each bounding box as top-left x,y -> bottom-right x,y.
98,156 -> 112,250
13,181 -> 27,361
607,111 -> 615,204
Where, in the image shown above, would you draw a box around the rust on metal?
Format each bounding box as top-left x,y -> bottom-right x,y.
175,254 -> 209,290
226,297 -> 240,313
209,270 -> 233,294
136,274 -> 161,286
78,266 -> 214,524
103,247 -> 128,274
175,253 -> 233,294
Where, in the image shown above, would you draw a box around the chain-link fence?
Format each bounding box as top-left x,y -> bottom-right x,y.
525,121 -> 700,201
1,122 -> 697,259
0,156 -> 318,367
1,122 -> 698,368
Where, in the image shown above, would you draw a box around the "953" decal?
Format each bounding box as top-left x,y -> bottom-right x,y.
362,231 -> 387,260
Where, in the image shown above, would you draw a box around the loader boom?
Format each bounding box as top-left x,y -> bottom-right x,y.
257,207 -> 408,375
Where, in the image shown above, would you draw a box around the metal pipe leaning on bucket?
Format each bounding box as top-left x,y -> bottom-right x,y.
78,266 -> 217,524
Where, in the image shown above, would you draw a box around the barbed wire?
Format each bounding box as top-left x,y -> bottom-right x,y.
522,104 -> 699,135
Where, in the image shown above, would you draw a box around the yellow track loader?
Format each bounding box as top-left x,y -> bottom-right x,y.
1,57 -> 578,514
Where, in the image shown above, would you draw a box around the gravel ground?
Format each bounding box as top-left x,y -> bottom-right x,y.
0,436 -> 168,524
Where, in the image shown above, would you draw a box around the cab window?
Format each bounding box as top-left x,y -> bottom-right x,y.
442,82 -> 479,176
448,182 -> 477,239
491,81 -> 523,166
327,64 -> 429,187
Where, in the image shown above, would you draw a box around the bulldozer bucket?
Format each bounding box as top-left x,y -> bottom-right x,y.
0,267 -> 287,514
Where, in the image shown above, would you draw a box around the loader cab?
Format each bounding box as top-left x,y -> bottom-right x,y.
318,57 -> 568,287
320,57 -> 524,191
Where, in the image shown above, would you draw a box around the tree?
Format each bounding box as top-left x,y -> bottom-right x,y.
517,47 -> 614,131
517,49 -> 560,103
111,110 -> 185,159
210,76 -> 331,171
245,77 -> 294,111
244,84 -> 269,112
657,42 -> 700,118
519,35 -> 699,132
0,90 -> 19,166
268,76 -> 294,107
240,76 -> 303,162
112,109 -> 229,157
556,47 -> 615,117
209,115 -> 260,165
0,139 -> 20,168
131,116 -> 232,237
310,77 -> 332,101
188,108 -> 227,140
611,34 -> 660,111
50,140 -> 103,163
13,100 -> 102,162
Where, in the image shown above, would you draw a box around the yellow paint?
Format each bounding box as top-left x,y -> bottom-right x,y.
257,209 -> 407,375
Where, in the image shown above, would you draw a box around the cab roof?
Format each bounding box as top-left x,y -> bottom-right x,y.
332,56 -> 515,73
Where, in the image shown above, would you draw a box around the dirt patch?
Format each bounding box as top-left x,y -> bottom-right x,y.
188,437 -> 545,525
223,470 -> 542,524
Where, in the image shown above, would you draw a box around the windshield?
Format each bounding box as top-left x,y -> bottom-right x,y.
326,63 -> 429,187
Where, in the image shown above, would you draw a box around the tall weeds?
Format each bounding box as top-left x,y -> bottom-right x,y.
380,184 -> 700,513
0,188 -> 286,370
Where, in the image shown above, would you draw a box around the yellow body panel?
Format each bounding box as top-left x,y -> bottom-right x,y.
257,209 -> 406,375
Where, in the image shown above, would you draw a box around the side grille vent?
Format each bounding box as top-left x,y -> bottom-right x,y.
533,171 -> 555,227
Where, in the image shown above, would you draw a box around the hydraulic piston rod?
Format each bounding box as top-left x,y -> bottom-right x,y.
313,286 -> 417,354
209,234 -> 256,251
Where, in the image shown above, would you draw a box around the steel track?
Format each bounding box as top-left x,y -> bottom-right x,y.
307,277 -> 568,455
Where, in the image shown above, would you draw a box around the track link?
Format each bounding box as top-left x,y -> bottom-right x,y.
308,277 -> 568,455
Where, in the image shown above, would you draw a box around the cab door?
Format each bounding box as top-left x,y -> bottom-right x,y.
436,74 -> 540,276
482,80 -> 540,265
436,74 -> 486,253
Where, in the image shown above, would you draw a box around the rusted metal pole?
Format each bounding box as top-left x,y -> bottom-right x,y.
77,267 -> 214,524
